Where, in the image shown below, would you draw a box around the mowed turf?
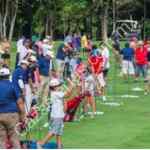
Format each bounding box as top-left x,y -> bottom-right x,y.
11,41 -> 150,148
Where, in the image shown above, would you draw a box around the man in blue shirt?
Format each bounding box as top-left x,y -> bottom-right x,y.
56,43 -> 71,79
0,67 -> 25,148
120,43 -> 135,80
38,51 -> 54,103
12,60 -> 29,97
12,60 -> 32,113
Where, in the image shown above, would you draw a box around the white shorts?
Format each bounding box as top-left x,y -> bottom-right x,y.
97,73 -> 105,87
122,60 -> 135,75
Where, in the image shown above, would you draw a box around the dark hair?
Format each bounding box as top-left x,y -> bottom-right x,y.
0,75 -> 9,80
92,44 -> 97,49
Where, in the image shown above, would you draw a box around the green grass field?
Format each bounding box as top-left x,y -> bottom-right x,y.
11,42 -> 150,148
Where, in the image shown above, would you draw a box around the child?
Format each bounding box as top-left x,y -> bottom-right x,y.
84,67 -> 96,117
37,78 -> 74,148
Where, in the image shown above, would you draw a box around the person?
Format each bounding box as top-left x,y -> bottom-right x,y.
16,36 -> 25,68
72,33 -> 81,52
84,67 -> 96,117
42,39 -> 53,56
37,78 -> 74,149
135,41 -> 148,81
120,43 -> 135,80
101,45 -> 110,80
81,33 -> 88,50
64,32 -> 73,45
12,60 -> 29,113
144,41 -> 150,95
0,39 -> 11,68
0,67 -> 25,148
38,51 -> 54,103
56,43 -> 71,79
18,39 -> 32,65
88,51 -> 106,101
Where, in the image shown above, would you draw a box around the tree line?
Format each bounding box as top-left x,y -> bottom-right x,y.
0,0 -> 149,41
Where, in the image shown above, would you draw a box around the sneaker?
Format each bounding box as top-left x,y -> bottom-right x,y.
96,111 -> 104,115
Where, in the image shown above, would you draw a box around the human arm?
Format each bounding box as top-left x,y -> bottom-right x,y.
17,97 -> 26,121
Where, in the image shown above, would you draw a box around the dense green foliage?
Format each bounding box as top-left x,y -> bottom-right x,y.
3,0 -> 150,40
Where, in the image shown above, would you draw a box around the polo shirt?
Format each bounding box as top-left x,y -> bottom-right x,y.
56,44 -> 66,61
12,66 -> 26,92
38,56 -> 50,76
0,80 -> 20,113
121,47 -> 134,61
135,47 -> 148,65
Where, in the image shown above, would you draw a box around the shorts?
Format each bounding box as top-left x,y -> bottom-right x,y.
49,118 -> 64,136
56,59 -> 65,70
84,90 -> 94,97
122,60 -> 135,75
97,73 -> 105,87
135,64 -> 147,78
0,113 -> 20,148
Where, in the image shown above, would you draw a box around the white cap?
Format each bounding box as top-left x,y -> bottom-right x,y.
43,39 -> 49,43
0,68 -> 10,76
49,78 -> 60,87
20,60 -> 29,66
29,56 -> 37,62
46,51 -> 54,58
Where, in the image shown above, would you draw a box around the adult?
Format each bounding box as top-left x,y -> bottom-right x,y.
16,36 -> 25,68
18,39 -> 32,65
12,60 -> 30,113
0,67 -> 25,148
42,39 -> 53,56
88,52 -> 106,101
120,43 -> 135,80
101,45 -> 110,79
38,51 -> 54,103
135,41 -> 148,81
56,43 -> 71,79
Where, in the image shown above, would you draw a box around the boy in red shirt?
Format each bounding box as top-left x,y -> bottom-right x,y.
135,41 -> 148,81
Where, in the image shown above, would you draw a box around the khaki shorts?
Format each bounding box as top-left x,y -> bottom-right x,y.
0,113 -> 20,149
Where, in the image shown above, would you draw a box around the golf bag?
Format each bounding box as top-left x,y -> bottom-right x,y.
64,94 -> 86,122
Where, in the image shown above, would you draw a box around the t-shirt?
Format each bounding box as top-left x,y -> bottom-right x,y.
85,75 -> 95,91
51,91 -> 65,118
121,47 -> 134,61
0,80 -> 20,113
56,44 -> 66,61
101,48 -> 110,69
135,47 -> 148,65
